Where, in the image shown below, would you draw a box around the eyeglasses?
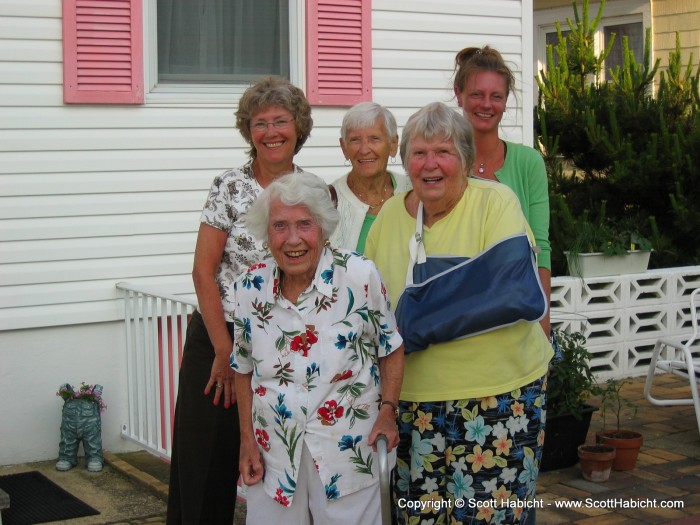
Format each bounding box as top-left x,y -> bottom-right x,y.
251,119 -> 293,132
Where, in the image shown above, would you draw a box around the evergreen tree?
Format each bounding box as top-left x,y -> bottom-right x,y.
536,0 -> 700,274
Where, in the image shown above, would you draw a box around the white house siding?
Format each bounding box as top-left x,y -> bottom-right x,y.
0,0 -> 534,464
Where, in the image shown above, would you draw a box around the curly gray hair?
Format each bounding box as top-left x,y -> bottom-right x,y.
245,172 -> 339,242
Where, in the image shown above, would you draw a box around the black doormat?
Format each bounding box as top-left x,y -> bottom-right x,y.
0,471 -> 100,525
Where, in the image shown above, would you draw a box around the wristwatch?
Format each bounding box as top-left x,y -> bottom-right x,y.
379,400 -> 399,418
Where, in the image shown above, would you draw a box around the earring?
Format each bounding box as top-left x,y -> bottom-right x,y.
262,241 -> 269,250
390,156 -> 397,164
344,159 -> 351,167
324,239 -> 331,247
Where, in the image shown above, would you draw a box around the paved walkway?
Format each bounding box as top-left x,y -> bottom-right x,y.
4,374 -> 699,524
114,375 -> 700,524
536,374 -> 700,524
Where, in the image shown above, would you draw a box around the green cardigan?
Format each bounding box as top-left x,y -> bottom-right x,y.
489,141 -> 551,270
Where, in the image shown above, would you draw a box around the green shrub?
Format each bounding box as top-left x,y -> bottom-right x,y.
536,0 -> 700,275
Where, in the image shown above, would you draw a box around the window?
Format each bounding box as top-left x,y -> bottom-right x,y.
544,30 -> 570,68
535,1 -> 650,86
156,0 -> 290,85
603,22 -> 644,80
62,0 -> 372,105
543,22 -> 643,80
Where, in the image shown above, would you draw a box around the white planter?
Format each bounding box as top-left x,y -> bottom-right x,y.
565,250 -> 651,278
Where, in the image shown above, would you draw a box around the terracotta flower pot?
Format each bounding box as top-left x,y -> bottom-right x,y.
577,444 -> 616,482
596,429 -> 643,471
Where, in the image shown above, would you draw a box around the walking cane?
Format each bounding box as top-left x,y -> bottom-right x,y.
376,434 -> 392,525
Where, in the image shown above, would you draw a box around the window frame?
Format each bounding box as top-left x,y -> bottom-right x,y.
143,0 -> 305,103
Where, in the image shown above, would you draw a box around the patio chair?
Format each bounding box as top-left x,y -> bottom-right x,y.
644,288 -> 700,435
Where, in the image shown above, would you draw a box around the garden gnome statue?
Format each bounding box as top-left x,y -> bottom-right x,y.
56,383 -> 104,472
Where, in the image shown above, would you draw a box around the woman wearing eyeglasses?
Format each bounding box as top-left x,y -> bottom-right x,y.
167,76 -> 314,525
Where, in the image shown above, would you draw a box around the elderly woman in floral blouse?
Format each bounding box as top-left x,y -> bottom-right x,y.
231,172 -> 404,525
167,76 -> 313,525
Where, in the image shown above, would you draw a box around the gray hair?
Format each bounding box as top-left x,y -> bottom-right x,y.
399,102 -> 475,172
245,172 -> 339,242
340,102 -> 398,143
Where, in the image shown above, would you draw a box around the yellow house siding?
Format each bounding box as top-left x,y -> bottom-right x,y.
652,0 -> 700,76
533,0 -> 571,8
653,0 -> 699,16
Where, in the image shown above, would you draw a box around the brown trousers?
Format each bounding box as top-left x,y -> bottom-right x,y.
166,310 -> 240,524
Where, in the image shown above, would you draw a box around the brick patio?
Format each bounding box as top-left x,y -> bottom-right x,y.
110,374 -> 700,525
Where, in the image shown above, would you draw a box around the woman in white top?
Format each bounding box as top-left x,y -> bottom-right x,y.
331,102 -> 411,253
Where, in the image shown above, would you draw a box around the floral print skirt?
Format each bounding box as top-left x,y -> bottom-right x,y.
393,375 -> 546,525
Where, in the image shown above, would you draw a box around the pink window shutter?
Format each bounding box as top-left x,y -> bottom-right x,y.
306,0 -> 372,106
62,0 -> 144,104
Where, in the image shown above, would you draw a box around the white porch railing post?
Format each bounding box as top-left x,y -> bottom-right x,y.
116,282 -> 197,459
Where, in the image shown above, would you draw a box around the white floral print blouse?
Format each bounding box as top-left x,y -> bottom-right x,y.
199,160 -> 308,321
230,247 -> 403,506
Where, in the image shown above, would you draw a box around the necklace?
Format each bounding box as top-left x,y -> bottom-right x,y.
476,140 -> 506,176
350,176 -> 392,210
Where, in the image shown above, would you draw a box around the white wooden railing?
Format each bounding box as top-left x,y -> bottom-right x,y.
117,266 -> 700,459
116,282 -> 197,459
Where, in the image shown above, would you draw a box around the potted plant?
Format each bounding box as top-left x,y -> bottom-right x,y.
595,378 -> 643,471
541,330 -> 601,471
55,382 -> 107,472
577,443 -> 616,482
564,202 -> 653,278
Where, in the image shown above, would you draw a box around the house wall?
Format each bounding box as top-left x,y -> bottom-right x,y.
0,321 -> 139,465
534,0 -> 571,8
533,0 -> 700,78
652,0 -> 700,73
0,0 -> 535,464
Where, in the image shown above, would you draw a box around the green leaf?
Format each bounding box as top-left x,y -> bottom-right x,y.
494,456 -> 508,468
353,409 -> 369,420
346,288 -> 354,316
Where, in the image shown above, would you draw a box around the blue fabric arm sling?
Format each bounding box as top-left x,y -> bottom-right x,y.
395,201 -> 547,354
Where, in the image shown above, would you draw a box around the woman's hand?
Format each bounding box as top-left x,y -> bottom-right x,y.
204,353 -> 236,408
368,408 -> 399,453
194,223 -> 237,408
236,372 -> 261,484
239,439 -> 265,486
371,346 -> 404,452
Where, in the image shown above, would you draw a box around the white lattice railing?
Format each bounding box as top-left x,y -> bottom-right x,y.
116,282 -> 197,459
116,266 -> 700,458
550,266 -> 700,379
